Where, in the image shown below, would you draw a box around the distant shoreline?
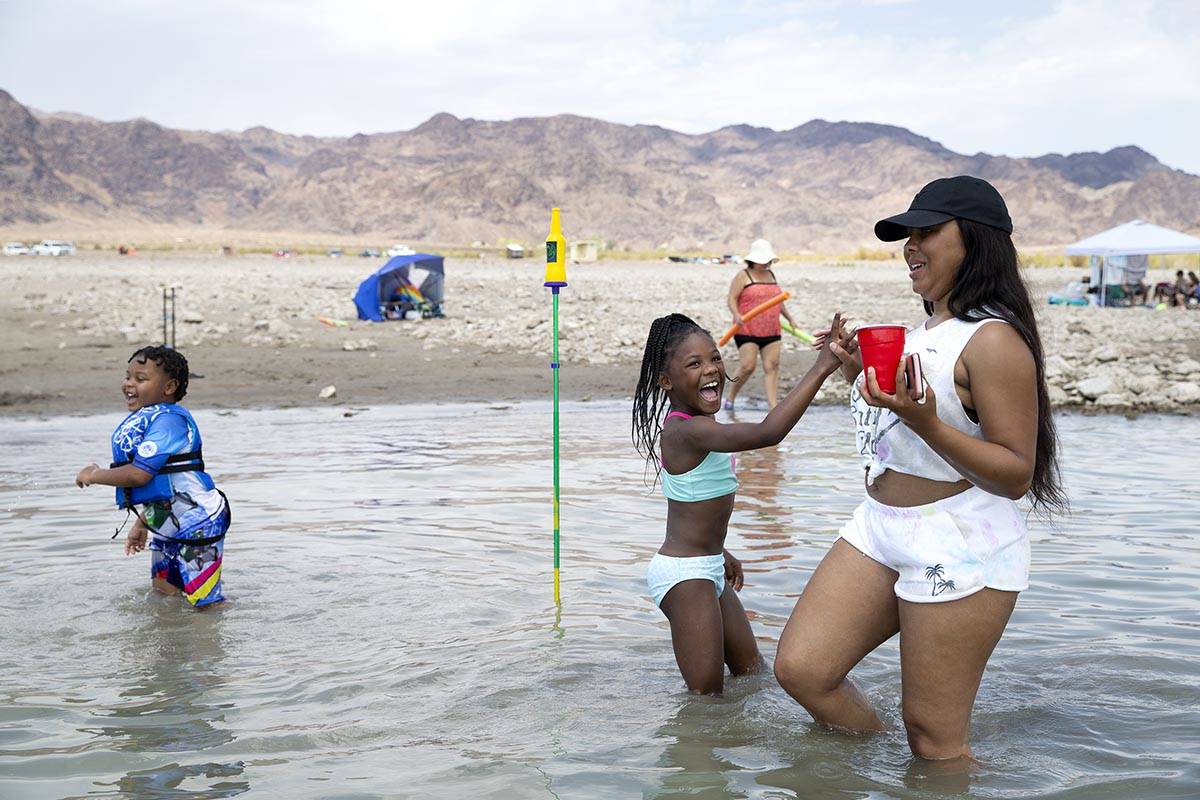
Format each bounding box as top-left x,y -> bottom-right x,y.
2,253 -> 1197,418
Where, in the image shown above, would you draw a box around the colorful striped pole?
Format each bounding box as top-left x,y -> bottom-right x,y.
544,208 -> 568,605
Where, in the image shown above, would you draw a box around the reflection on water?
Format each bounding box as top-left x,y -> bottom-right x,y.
0,402 -> 1197,798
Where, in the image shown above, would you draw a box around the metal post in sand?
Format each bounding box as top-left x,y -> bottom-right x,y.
544,208 -> 568,605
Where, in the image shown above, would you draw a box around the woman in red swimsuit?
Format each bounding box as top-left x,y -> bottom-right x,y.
724,239 -> 798,410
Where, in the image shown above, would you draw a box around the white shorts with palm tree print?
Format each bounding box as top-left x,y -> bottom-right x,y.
837,485 -> 1030,603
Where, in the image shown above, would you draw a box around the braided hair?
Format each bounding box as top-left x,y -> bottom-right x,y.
129,346 -> 190,401
631,313 -> 712,481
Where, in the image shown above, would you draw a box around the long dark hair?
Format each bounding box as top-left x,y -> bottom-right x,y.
631,313 -> 709,481
924,219 -> 1066,514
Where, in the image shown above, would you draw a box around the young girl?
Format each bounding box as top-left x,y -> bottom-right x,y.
632,311 -> 845,695
75,346 -> 230,608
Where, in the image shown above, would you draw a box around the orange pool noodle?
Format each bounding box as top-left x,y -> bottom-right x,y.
717,291 -> 791,347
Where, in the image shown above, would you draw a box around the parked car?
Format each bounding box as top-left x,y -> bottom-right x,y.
386,243 -> 415,257
32,239 -> 76,256
328,248 -> 344,258
360,248 -> 382,258
3,242 -> 30,256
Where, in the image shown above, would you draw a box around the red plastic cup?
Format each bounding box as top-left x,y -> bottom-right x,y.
856,324 -> 906,394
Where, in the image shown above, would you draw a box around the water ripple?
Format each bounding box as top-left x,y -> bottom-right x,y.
0,403 -> 1196,798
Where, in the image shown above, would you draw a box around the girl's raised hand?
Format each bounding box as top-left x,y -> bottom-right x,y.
814,312 -> 847,374
723,549 -> 745,592
859,363 -> 938,434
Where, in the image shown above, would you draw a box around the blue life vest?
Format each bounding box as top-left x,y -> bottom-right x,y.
109,404 -> 206,509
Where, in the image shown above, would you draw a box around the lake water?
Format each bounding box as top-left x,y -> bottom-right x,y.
1,403 -> 1197,799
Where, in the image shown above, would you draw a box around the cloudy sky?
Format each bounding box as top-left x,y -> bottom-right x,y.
2,0 -> 1197,172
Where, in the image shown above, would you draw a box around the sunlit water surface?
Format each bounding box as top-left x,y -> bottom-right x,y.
1,403 -> 1197,799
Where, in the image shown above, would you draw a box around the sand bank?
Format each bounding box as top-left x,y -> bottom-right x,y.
1,252 -> 1197,418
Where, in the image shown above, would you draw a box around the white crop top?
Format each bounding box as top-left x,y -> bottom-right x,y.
852,315 -> 1006,485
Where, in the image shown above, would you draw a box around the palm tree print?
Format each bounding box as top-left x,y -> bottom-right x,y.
924,564 -> 956,596
924,564 -> 944,596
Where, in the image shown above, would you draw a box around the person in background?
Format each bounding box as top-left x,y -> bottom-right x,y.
723,239 -> 798,410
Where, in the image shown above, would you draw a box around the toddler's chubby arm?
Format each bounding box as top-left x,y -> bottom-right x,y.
681,312 -> 847,454
75,463 -> 153,489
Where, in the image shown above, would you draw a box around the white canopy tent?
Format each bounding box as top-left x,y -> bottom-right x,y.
1065,220 -> 1200,306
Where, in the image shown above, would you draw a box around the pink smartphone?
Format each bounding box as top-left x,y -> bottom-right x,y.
904,353 -> 925,401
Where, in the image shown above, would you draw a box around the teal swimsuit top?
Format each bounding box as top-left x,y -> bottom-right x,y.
660,411 -> 739,502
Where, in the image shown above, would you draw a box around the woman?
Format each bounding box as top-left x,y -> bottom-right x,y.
774,176 -> 1066,762
724,239 -> 798,410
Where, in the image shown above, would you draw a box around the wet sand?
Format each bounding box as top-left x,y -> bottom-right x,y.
1,252 -> 1197,417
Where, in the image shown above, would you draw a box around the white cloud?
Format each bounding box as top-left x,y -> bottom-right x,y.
0,0 -> 1196,171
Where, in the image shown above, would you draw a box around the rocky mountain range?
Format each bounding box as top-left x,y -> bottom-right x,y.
2,88 -> 1197,252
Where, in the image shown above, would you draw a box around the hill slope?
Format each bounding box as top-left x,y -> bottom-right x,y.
3,89 -> 1197,250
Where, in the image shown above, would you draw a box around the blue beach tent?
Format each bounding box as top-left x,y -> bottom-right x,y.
353,253 -> 446,321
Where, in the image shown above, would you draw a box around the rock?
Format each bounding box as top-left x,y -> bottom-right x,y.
1095,393 -> 1129,408
253,319 -> 269,331
1136,392 -> 1170,409
1089,344 -> 1121,363
182,312 -> 204,324
318,385 -> 337,399
1047,385 -> 1070,406
1172,359 -> 1200,377
267,319 -> 291,335
342,341 -> 359,351
1043,354 -> 1074,381
1125,375 -> 1161,395
1075,376 -> 1118,400
29,320 -> 46,329
1166,382 -> 1200,404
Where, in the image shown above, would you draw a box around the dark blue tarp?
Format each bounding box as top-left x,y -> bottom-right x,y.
353,254 -> 445,321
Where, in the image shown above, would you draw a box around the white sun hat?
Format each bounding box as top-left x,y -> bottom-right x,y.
744,238 -> 778,265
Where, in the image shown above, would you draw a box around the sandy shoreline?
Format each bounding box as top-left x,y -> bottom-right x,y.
2,252 -> 1197,419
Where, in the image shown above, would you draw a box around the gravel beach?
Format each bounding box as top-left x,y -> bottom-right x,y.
2,252 -> 1197,417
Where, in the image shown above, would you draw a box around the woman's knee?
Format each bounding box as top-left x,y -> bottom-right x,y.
773,647 -> 841,701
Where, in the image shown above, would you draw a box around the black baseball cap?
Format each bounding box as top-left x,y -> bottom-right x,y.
874,175 -> 1013,241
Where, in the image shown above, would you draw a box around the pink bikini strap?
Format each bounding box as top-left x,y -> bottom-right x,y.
665,411 -> 693,422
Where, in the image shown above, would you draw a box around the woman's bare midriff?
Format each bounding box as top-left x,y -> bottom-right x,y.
866,468 -> 971,507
